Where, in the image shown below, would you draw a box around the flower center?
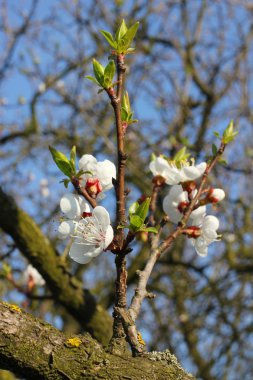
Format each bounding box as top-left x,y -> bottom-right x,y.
73,217 -> 105,246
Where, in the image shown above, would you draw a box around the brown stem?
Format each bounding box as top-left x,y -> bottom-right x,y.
110,55 -> 127,247
71,177 -> 97,208
107,55 -> 129,346
149,184 -> 162,226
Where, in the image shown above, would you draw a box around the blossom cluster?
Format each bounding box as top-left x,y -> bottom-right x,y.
150,155 -> 225,257
58,155 -> 115,264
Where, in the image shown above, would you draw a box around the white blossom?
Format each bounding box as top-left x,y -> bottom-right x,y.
58,193 -> 91,239
163,184 -> 206,224
69,206 -> 113,264
208,188 -> 225,203
23,265 -> 45,286
78,154 -> 116,195
149,157 -> 174,180
149,156 -> 207,185
191,215 -> 220,256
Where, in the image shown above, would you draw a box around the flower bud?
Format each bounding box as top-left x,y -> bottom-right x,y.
207,188 -> 225,203
136,231 -> 149,242
177,201 -> 189,213
181,180 -> 197,194
182,226 -> 201,238
152,175 -> 166,186
85,178 -> 102,197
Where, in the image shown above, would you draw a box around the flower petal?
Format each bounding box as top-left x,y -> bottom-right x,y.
78,154 -> 97,170
69,242 -> 101,264
190,206 -> 206,226
60,193 -> 81,219
203,215 -> 219,232
77,196 -> 91,213
92,206 -> 110,231
183,162 -> 207,181
193,237 -> 208,257
96,160 -> 116,191
104,225 -> 114,249
58,220 -> 76,239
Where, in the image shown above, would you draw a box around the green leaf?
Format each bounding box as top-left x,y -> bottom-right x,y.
130,214 -> 143,231
76,169 -> 93,178
100,30 -> 116,48
85,75 -> 100,86
128,119 -> 138,124
121,21 -> 139,50
139,226 -> 158,234
129,201 -> 139,215
49,146 -> 73,177
213,131 -> 220,138
121,107 -> 128,121
60,178 -> 71,188
173,147 -> 190,163
122,91 -> 131,113
222,120 -> 238,144
115,19 -> 128,41
70,146 -> 76,172
104,61 -> 115,88
92,59 -> 105,86
212,144 -> 218,155
126,47 -> 136,53
135,198 -> 151,222
218,158 -> 228,166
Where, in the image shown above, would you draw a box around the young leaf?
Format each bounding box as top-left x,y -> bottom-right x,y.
212,144 -> 218,155
121,21 -> 139,50
173,147 -> 190,162
121,107 -> 128,121
135,198 -> 151,222
100,30 -> 116,48
139,226 -> 158,234
49,146 -> 73,177
122,91 -> 131,113
222,120 -> 238,144
213,131 -> 220,138
92,59 -> 105,86
60,178 -> 71,188
126,47 -> 136,53
129,214 -> 143,232
70,146 -> 76,169
115,19 -> 128,42
85,75 -> 100,86
129,201 -> 139,215
104,61 -> 115,88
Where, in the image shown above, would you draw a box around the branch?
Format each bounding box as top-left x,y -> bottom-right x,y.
129,142 -> 226,323
0,186 -> 112,345
0,302 -> 194,380
106,54 -> 129,348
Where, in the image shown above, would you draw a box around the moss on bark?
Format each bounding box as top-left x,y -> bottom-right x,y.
0,302 -> 194,380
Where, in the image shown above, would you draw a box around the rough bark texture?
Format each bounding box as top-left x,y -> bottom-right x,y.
0,186 -> 112,345
0,302 -> 194,380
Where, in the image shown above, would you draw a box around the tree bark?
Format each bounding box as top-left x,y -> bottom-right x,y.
0,302 -> 194,380
0,186 -> 112,345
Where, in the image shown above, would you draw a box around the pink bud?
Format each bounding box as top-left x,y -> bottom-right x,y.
182,226 -> 201,238
85,178 -> 103,197
177,201 -> 189,213
208,188 -> 225,203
